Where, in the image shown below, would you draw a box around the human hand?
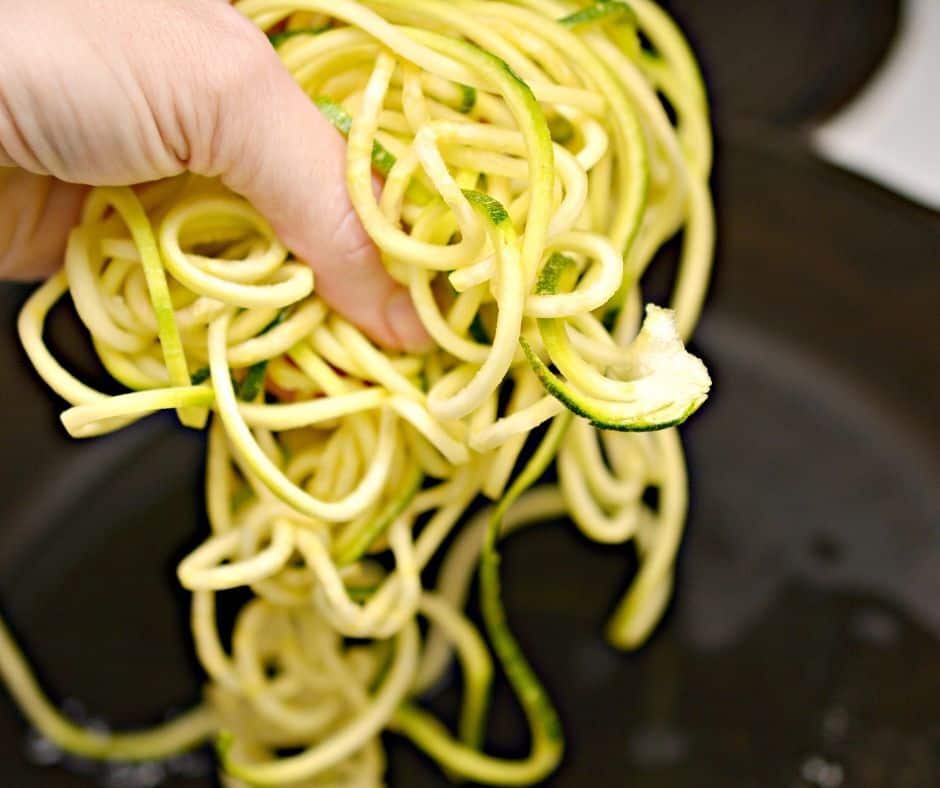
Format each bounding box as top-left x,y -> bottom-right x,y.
0,0 -> 428,351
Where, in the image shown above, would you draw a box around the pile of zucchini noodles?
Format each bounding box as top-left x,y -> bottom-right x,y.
1,0 -> 713,785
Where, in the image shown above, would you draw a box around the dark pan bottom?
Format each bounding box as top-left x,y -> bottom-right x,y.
0,136 -> 936,786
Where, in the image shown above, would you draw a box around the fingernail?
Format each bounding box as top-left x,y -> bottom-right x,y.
386,289 -> 433,354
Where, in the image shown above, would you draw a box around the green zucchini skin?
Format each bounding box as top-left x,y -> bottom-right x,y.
525,255 -> 710,431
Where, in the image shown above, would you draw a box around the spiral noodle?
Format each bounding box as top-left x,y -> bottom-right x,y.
1,1 -> 713,785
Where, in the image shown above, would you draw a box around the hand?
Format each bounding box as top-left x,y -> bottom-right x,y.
0,0 -> 429,351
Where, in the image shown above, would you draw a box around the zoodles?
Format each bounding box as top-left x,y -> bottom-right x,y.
1,0 -> 713,785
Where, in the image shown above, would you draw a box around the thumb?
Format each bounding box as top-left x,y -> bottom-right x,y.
179,10 -> 429,352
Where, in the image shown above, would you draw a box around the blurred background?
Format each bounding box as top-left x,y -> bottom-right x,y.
0,1 -> 937,786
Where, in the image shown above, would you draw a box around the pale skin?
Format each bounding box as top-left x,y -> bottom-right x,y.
0,0 -> 429,351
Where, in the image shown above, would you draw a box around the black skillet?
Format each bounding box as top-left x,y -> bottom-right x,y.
0,128 -> 937,787
661,0 -> 902,127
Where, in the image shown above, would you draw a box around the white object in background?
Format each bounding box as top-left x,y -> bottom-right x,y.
814,0 -> 940,210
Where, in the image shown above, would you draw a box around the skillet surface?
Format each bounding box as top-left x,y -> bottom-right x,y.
0,134 -> 937,787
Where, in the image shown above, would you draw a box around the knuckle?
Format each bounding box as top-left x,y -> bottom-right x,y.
0,245 -> 17,279
176,8 -> 277,175
0,232 -> 53,280
331,203 -> 377,270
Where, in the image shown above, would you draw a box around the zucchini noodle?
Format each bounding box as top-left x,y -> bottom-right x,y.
2,1 -> 713,785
